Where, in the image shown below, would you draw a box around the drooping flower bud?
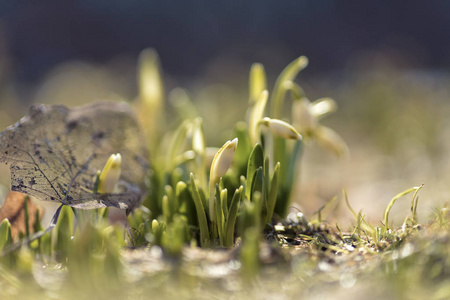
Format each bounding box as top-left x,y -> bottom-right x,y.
260,117 -> 302,140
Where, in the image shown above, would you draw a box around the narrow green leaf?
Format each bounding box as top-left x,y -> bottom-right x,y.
264,156 -> 270,201
249,63 -> 267,104
221,188 -> 229,219
33,208 -> 42,234
251,167 -> 266,228
240,175 -> 247,189
233,121 -> 252,175
175,180 -> 188,199
275,138 -> 303,217
39,231 -> 52,257
166,120 -> 192,171
23,196 -> 30,238
251,167 -> 265,202
189,173 -> 210,247
165,185 -> 178,217
273,136 -> 286,190
252,191 -> 262,230
410,184 -> 424,224
192,118 -> 207,190
150,219 -> 163,245
249,91 -> 269,145
215,186 -> 225,245
100,207 -> 109,220
162,195 -> 171,223
224,186 -> 243,247
285,80 -> 306,100
383,186 -> 422,234
246,144 -> 264,200
177,181 -> 197,227
142,167 -> 162,217
0,219 -> 12,250
55,205 -> 74,261
265,162 -> 280,225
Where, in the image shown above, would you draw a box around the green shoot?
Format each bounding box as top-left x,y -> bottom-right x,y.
382,186 -> 423,235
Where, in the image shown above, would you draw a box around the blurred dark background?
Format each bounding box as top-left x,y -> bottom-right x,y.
1,1 -> 450,84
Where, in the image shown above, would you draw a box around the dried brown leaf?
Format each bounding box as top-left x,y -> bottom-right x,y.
0,102 -> 149,211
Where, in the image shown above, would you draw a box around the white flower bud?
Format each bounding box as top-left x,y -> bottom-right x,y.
97,153 -> 122,194
261,118 -> 301,140
210,138 -> 238,180
209,138 -> 238,220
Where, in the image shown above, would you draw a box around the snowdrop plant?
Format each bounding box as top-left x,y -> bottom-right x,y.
244,55 -> 348,217
132,49 -> 349,249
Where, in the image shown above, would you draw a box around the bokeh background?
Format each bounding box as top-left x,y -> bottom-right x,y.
1,1 -> 450,226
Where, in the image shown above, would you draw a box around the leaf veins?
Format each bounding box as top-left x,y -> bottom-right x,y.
0,102 -> 149,211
